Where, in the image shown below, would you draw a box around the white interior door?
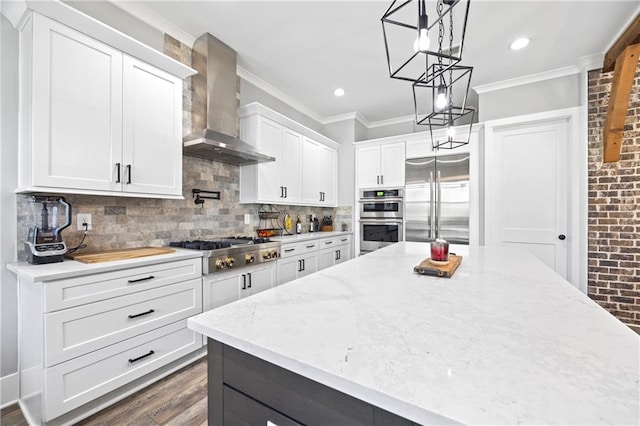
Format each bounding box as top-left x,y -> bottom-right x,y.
485,119 -> 569,278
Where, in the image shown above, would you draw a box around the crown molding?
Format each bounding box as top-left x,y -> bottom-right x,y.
323,111 -> 370,127
578,53 -> 604,72
237,66 -> 326,124
108,0 -> 195,47
367,114 -> 415,128
1,0 -> 27,28
473,65 -> 580,94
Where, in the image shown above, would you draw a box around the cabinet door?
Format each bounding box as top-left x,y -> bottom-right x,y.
357,146 -> 381,188
302,137 -> 322,204
31,14 -> 123,191
245,265 -> 275,297
299,254 -> 318,278
208,275 -> 241,310
319,145 -> 337,206
277,257 -> 300,285
317,248 -> 336,271
380,142 -> 406,187
280,129 -> 303,203
257,118 -> 283,202
122,56 -> 183,196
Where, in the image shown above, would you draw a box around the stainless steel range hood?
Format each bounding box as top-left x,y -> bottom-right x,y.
183,33 -> 274,165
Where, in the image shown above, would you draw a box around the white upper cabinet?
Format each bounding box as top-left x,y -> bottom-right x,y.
122,56 -> 183,196
356,142 -> 405,189
240,103 -> 338,207
17,10 -> 194,199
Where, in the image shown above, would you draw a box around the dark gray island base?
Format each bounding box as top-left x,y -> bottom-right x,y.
207,339 -> 418,426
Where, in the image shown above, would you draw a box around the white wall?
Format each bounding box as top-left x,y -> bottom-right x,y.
478,74 -> 582,122
0,12 -> 19,402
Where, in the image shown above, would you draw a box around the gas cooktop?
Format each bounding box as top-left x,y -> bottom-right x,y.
169,237 -> 272,251
169,237 -> 280,274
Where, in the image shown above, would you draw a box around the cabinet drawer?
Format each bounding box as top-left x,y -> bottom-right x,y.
45,258 -> 202,312
43,320 -> 200,421
279,242 -> 304,258
45,278 -> 202,367
223,385 -> 302,426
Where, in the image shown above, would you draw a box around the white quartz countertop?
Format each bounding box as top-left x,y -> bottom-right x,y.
7,248 -> 202,282
188,242 -> 639,425
270,231 -> 352,243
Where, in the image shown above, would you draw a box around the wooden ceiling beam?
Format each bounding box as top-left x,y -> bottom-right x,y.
603,44 -> 640,163
603,13 -> 640,73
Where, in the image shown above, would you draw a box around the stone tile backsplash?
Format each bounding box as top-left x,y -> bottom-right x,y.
16,156 -> 340,260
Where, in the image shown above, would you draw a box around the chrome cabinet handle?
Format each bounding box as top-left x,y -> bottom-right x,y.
429,171 -> 434,240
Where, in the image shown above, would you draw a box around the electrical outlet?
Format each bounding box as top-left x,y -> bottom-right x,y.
244,214 -> 251,225
77,213 -> 92,231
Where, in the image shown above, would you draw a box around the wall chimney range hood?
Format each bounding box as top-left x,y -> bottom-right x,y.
183,33 -> 275,165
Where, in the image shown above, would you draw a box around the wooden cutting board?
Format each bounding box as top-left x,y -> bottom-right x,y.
66,247 -> 175,264
414,255 -> 462,278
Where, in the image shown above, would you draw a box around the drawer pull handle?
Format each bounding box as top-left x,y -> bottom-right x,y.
341,238 -> 348,242
128,309 -> 155,319
128,275 -> 155,284
306,245 -> 316,248
325,241 -> 333,245
128,350 -> 155,364
284,248 -> 295,252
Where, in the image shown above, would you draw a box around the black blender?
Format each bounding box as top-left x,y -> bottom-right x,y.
25,196 -> 71,264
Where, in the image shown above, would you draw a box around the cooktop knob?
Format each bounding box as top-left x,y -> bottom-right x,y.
215,259 -> 225,269
270,250 -> 279,259
263,251 -> 271,259
245,254 -> 255,264
225,257 -> 235,267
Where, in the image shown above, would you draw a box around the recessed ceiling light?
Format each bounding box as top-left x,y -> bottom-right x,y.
334,88 -> 345,97
510,37 -> 530,51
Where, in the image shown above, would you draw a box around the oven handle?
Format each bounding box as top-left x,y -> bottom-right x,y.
359,219 -> 403,226
358,198 -> 404,203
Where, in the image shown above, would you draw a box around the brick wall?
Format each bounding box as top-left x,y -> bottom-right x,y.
587,66 -> 640,333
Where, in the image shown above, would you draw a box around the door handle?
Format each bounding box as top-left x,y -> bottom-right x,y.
298,260 -> 302,272
558,234 -> 566,240
284,186 -> 287,198
320,192 -> 322,201
302,259 -> 305,271
126,164 -> 132,184
247,272 -> 252,288
115,163 -> 121,183
376,175 -> 380,185
381,175 -> 384,185
242,274 -> 246,290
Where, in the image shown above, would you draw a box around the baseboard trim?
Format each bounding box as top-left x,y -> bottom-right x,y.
1,371 -> 19,409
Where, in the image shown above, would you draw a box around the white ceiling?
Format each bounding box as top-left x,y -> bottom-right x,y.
123,0 -> 639,123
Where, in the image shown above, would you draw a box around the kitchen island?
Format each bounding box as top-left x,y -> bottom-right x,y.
187,242 -> 639,425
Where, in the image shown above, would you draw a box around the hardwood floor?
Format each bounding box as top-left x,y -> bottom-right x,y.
0,358 -> 207,426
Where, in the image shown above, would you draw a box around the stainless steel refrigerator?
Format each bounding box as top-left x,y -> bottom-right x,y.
404,153 -> 470,244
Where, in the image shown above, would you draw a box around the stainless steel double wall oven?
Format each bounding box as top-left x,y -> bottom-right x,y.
359,189 -> 403,253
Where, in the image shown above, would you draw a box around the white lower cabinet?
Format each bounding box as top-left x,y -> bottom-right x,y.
203,262 -> 277,311
14,255 -> 203,424
276,234 -> 352,286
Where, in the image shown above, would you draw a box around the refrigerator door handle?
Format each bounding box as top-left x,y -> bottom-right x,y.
429,171 -> 435,240
436,170 -> 442,239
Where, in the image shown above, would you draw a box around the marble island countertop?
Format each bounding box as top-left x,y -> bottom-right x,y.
188,242 -> 639,425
